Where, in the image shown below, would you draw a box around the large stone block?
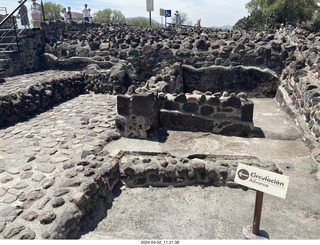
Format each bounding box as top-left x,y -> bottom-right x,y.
117,95 -> 130,116
132,93 -> 155,116
241,100 -> 254,122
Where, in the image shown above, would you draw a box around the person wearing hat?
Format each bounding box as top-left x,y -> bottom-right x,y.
18,0 -> 30,28
195,19 -> 201,28
174,10 -> 181,27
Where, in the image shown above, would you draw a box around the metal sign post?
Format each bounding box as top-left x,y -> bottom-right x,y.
235,164 -> 290,239
41,0 -> 46,21
146,0 -> 154,26
160,8 -> 164,27
252,191 -> 263,235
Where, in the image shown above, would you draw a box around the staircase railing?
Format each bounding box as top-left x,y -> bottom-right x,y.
0,0 -> 28,53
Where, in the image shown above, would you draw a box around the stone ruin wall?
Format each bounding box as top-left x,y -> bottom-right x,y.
0,29 -> 45,76
1,20 -> 320,239
119,152 -> 276,188
1,20 -> 320,148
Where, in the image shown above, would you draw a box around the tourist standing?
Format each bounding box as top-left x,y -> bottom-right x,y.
195,19 -> 201,28
18,0 -> 30,28
82,4 -> 90,21
67,7 -> 72,21
88,8 -> 93,22
60,8 -> 67,21
279,23 -> 286,34
174,11 -> 181,27
31,0 -> 41,28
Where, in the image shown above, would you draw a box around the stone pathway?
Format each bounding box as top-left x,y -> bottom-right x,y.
0,93 -> 119,239
0,70 -> 82,96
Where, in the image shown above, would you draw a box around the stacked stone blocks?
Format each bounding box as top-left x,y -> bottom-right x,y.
116,90 -> 254,138
116,92 -> 159,138
119,153 -> 276,188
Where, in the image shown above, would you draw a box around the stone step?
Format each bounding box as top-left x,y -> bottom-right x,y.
0,58 -> 11,63
0,50 -> 18,54
0,43 -> 18,46
0,35 -> 26,40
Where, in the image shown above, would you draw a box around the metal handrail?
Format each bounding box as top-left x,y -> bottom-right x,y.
0,0 -> 28,54
0,0 -> 27,27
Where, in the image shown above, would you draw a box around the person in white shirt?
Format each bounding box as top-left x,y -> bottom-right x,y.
88,8 -> 93,22
82,4 -> 90,21
60,8 -> 67,21
31,0 -> 41,28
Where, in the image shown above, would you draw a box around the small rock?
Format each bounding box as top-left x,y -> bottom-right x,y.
0,221 -> 6,233
22,211 -> 38,221
19,228 -> 36,239
52,197 -> 65,208
0,187 -> 7,197
41,178 -> 55,189
39,212 -> 56,224
53,188 -> 69,197
32,174 -> 46,182
237,92 -> 248,100
3,224 -> 25,239
68,192 -> 87,207
59,179 -> 81,187
7,167 -> 20,175
0,175 -> 13,184
37,197 -> 51,210
36,164 -> 56,174
110,149 -> 124,159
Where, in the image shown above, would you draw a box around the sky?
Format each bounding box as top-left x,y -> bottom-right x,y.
4,0 -> 250,27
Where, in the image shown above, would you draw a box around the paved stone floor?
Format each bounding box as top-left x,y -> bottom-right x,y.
0,93 -> 119,239
0,78 -> 319,239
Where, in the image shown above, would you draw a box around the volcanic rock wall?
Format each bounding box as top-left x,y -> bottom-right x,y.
1,20 -> 320,149
0,29 -> 45,77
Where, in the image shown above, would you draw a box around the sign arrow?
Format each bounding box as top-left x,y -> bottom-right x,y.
239,171 -> 249,178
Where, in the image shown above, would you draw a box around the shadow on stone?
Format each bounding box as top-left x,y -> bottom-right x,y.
259,229 -> 270,239
76,182 -> 123,238
253,127 -> 265,138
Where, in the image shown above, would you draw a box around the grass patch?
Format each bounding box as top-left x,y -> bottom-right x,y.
310,163 -> 319,174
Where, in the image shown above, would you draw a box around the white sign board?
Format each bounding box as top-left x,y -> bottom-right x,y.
146,0 -> 154,12
160,8 -> 165,16
235,164 -> 290,199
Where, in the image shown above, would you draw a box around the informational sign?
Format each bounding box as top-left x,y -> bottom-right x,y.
160,8 -> 165,16
235,164 -> 290,199
146,0 -> 154,12
165,10 -> 171,17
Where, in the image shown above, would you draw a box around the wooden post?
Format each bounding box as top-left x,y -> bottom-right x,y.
252,191 -> 264,235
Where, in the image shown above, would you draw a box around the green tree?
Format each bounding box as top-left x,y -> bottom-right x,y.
234,9 -> 276,31
42,1 -> 62,21
126,17 -> 159,27
171,11 -> 192,26
93,9 -> 126,24
245,0 -> 320,26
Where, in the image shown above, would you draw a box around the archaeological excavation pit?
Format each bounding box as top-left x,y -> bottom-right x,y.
1,21 -> 320,240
